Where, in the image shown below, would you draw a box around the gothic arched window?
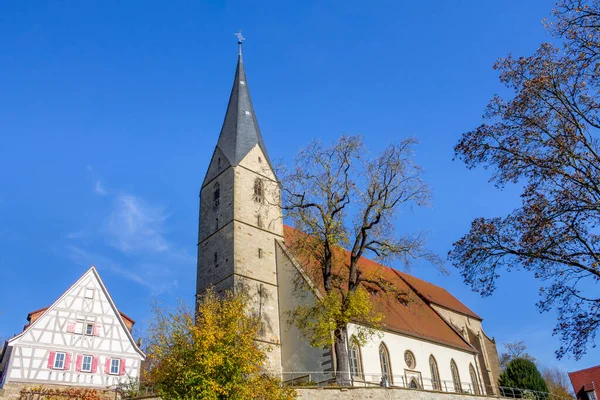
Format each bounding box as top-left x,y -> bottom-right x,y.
379,343 -> 392,385
253,178 -> 264,203
451,359 -> 462,393
213,182 -> 220,209
429,355 -> 441,391
348,338 -> 363,379
469,363 -> 480,395
409,377 -> 419,389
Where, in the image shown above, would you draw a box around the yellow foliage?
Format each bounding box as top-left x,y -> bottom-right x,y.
144,290 -> 296,400
289,287 -> 382,349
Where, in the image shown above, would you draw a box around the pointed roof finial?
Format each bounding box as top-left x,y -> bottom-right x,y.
235,30 -> 245,56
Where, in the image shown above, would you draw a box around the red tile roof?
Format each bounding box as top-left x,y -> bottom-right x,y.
569,365 -> 600,398
283,226 -> 474,352
24,306 -> 135,331
394,271 -> 481,320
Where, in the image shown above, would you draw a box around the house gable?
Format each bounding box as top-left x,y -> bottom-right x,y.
8,266 -> 144,357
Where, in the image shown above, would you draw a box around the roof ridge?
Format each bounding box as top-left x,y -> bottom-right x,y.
569,365 -> 600,375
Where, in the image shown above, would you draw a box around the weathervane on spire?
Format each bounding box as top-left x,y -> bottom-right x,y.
235,30 -> 245,44
235,30 -> 245,56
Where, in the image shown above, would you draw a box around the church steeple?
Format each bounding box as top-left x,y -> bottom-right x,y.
197,36 -> 283,375
215,41 -> 272,169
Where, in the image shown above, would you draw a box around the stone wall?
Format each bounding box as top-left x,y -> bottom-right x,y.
295,387 -> 495,399
0,382 -> 116,400
41,387 -> 500,400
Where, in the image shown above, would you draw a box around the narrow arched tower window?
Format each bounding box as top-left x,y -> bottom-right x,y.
217,157 -> 221,171
214,252 -> 218,268
213,182 -> 220,209
429,355 -> 441,391
379,343 -> 392,386
451,359 -> 462,393
253,178 -> 264,203
469,363 -> 480,395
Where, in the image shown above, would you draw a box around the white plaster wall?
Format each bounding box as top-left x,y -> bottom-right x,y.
276,244 -> 329,380
430,305 -> 501,395
347,324 -> 482,394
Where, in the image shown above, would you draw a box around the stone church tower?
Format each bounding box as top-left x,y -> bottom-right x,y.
196,42 -> 283,374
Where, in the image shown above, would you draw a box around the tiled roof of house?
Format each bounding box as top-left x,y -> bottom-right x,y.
283,225 -> 474,353
569,365 -> 600,397
394,271 -> 482,320
24,306 -> 136,329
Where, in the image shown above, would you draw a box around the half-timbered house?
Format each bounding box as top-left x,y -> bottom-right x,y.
0,267 -> 145,391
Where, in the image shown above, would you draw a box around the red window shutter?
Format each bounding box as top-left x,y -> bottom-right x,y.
75,354 -> 82,372
47,351 -> 55,369
104,358 -> 110,374
119,359 -> 126,376
67,322 -> 75,333
64,353 -> 72,370
92,356 -> 98,373
93,324 -> 100,336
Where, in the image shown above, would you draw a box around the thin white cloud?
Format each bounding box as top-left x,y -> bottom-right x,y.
95,181 -> 107,196
67,230 -> 84,239
105,194 -> 170,254
66,245 -> 178,295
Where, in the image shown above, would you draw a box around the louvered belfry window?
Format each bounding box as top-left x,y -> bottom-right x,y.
253,179 -> 264,203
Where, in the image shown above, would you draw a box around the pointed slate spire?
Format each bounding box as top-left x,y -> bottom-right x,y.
216,40 -> 272,167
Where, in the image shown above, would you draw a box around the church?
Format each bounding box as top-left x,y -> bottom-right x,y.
196,40 -> 502,395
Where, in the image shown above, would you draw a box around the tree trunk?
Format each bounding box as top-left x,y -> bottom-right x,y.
334,327 -> 351,386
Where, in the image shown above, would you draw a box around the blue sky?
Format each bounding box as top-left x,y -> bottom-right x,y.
0,0 -> 596,373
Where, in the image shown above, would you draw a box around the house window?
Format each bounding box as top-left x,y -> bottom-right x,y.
379,343 -> 392,385
54,352 -> 66,369
348,340 -> 362,379
451,359 -> 462,393
429,355 -> 441,391
81,355 -> 93,372
587,391 -> 598,400
213,182 -> 220,209
85,323 -> 94,336
469,364 -> 480,395
85,288 -> 94,299
110,359 -> 120,375
404,350 -> 416,369
253,179 -> 264,203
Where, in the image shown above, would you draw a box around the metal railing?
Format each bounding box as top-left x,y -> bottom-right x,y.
281,371 -> 573,400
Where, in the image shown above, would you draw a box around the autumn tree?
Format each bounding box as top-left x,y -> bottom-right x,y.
450,0 -> 600,359
143,291 -> 295,400
542,367 -> 574,399
500,341 -> 537,370
281,135 -> 441,385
